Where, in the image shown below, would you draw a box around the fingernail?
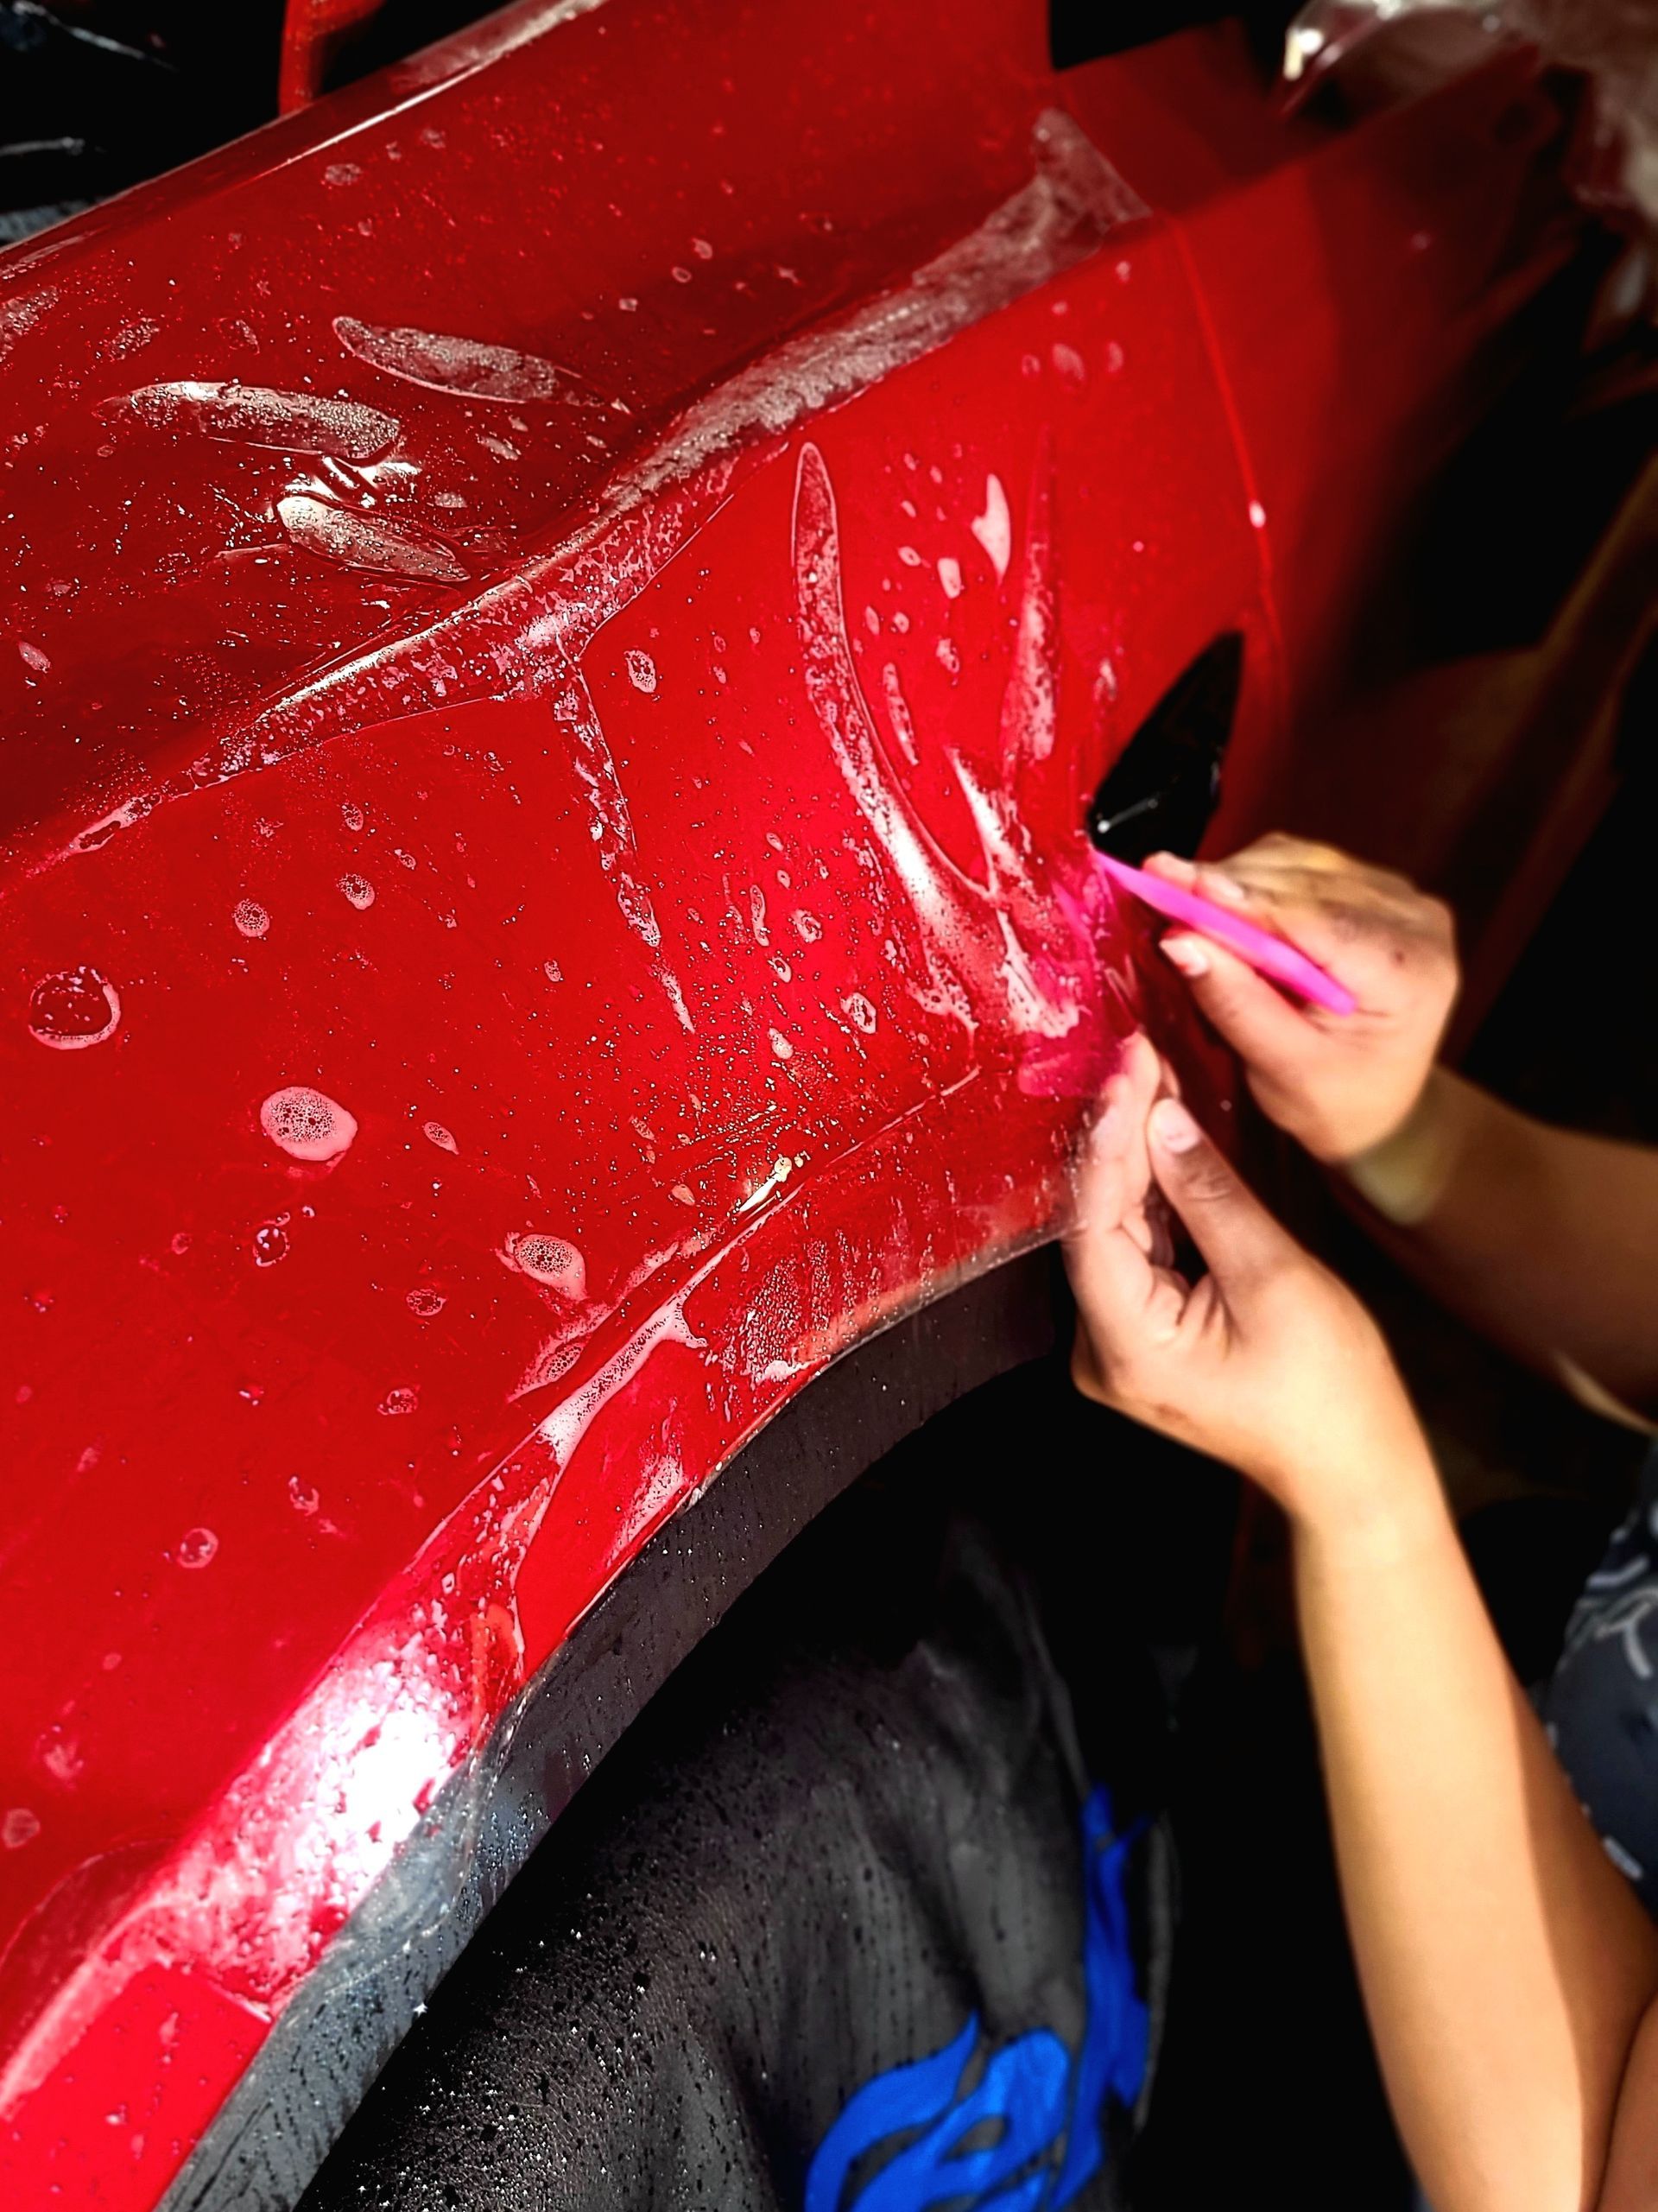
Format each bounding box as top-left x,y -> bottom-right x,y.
1161,935 -> 1210,979
1150,1097 -> 1201,1153
1147,851 -> 1194,881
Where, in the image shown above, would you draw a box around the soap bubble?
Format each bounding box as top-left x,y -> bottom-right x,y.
508,1233 -> 586,1302
233,900 -> 270,939
260,1086 -> 358,1163
28,967 -> 121,1049
339,873 -> 376,910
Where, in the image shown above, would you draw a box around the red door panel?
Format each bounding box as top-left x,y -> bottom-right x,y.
0,9 -> 1275,2200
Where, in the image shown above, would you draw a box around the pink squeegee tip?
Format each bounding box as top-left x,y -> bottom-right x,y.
1093,850 -> 1357,1017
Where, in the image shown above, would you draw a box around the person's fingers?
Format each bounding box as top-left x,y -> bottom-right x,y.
1063,1206 -> 1160,1353
1199,850 -> 1445,955
1117,1032 -> 1161,1242
1119,1028 -> 1163,1103
1068,1034 -> 1156,1240
1071,1078 -> 1132,1235
1225,832 -> 1375,884
1064,1035 -> 1170,1339
1144,849 -> 1380,979
1157,931 -> 1331,1065
1142,850 -> 1197,888
1145,1095 -> 1296,1290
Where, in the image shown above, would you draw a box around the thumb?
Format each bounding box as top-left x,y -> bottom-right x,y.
1146,1096 -> 1295,1290
1161,932 -> 1327,1073
1062,1096 -> 1157,1335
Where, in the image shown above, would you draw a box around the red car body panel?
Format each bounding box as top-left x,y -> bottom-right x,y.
0,3 -> 1570,2202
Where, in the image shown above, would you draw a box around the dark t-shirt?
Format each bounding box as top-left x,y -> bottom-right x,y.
303,1433 -> 1180,2212
1541,1445 -> 1658,1913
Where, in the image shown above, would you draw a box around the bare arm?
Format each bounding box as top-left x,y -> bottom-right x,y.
1064,1049 -> 1658,2212
1296,1457 -> 1658,2212
1345,1068 -> 1658,1419
1599,1993 -> 1658,2209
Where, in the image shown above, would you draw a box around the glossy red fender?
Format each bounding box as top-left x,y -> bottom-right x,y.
0,3 -> 1568,2203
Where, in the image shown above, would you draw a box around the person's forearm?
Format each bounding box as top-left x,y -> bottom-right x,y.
1293,1453 -> 1658,2212
1340,1069 -> 1658,1419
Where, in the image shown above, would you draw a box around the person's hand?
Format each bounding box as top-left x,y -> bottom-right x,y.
1064,1034 -> 1433,1530
1143,835 -> 1458,1164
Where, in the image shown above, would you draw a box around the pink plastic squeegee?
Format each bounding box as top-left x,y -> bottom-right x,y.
1095,851 -> 1357,1017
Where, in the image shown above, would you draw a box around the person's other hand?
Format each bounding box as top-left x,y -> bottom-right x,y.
1064,1034 -> 1429,1528
1143,835 -> 1458,1163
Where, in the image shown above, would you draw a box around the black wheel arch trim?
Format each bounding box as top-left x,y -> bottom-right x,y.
160,1245 -> 1063,2212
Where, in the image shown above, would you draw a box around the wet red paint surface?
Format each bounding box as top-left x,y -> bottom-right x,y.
0,0 -> 1572,2201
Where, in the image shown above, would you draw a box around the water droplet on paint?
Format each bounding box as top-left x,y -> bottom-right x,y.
971,474 -> 1012,583
260,1086 -> 358,1163
422,1119 -> 458,1153
625,650 -> 658,694
28,967 -> 121,1050
339,872 -> 375,910
880,665 -> 919,766
790,910 -> 822,944
177,1527 -> 218,1569
769,1030 -> 794,1060
38,1726 -> 82,1784
842,994 -> 877,1033
252,1222 -> 289,1266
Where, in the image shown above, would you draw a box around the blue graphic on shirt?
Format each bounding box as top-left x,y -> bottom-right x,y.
805,1788 -> 1149,2212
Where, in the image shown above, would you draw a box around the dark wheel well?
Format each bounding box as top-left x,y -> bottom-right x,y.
162,1250 -> 1063,2212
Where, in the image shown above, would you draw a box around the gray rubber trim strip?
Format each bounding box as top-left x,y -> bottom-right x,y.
161,1246 -> 1060,2212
